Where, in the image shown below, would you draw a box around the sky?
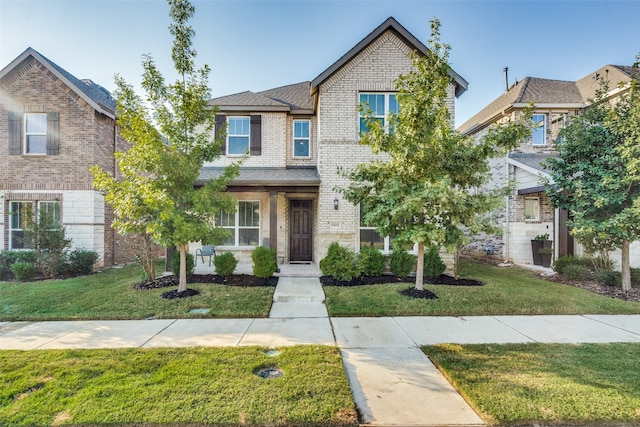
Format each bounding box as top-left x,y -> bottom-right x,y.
1,0 -> 639,128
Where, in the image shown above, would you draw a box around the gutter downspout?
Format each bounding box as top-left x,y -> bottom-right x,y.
112,122 -> 117,266
504,157 -> 510,263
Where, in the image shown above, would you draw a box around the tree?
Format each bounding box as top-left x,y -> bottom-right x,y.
23,202 -> 72,279
546,58 -> 640,292
92,0 -> 240,292
338,19 -> 530,289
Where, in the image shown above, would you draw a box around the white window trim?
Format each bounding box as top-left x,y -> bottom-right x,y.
524,197 -> 541,222
292,119 -> 311,159
9,201 -> 33,250
226,116 -> 250,157
359,92 -> 397,135
218,201 -> 260,247
358,205 -> 393,254
24,113 -> 47,155
532,114 -> 547,146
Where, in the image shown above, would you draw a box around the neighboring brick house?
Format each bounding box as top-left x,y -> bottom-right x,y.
458,65 -> 637,266
0,47 -> 131,267
195,17 -> 468,266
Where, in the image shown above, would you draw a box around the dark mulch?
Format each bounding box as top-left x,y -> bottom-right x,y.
546,275 -> 640,302
399,287 -> 439,299
134,274 -> 278,290
320,274 -> 483,287
161,288 -> 200,299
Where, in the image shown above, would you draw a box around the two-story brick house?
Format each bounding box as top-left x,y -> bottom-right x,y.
195,17 -> 468,266
458,65 -> 637,266
0,48 -> 131,267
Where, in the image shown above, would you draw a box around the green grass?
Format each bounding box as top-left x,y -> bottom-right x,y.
0,263 -> 274,321
424,342 -> 640,426
0,346 -> 357,427
324,258 -> 640,316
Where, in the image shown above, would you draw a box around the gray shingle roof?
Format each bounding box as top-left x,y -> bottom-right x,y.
208,82 -> 313,113
197,167 -> 320,186
509,152 -> 558,175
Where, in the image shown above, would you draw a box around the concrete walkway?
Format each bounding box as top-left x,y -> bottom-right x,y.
2,277 -> 640,427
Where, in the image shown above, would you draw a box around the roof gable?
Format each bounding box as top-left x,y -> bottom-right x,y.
310,17 -> 468,97
208,82 -> 313,113
0,47 -> 116,118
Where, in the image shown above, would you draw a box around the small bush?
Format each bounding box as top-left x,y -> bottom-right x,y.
170,251 -> 195,276
595,270 -> 622,287
252,246 -> 277,279
68,249 -> 99,275
591,254 -> 616,272
631,268 -> 640,287
11,262 -> 36,282
562,264 -> 592,282
424,245 -> 446,277
358,246 -> 386,277
553,255 -> 592,274
389,249 -> 414,278
319,242 -> 360,281
214,252 -> 238,276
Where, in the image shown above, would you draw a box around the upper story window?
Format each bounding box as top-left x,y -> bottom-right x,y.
25,113 -> 47,154
359,93 -> 398,134
227,117 -> 250,155
216,201 -> 260,247
9,111 -> 59,156
532,114 -> 547,146
293,120 -> 311,158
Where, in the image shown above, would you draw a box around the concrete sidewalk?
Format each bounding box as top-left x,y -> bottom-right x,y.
2,276 -> 640,427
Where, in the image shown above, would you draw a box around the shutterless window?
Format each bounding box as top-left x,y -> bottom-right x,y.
24,113 -> 47,154
293,120 -> 310,158
359,93 -> 398,134
39,201 -> 61,228
216,201 -> 260,246
9,201 -> 33,249
359,205 -> 393,253
532,114 -> 547,146
524,197 -> 540,221
227,117 -> 250,155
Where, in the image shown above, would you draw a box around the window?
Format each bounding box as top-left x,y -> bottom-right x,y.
24,113 -> 47,154
216,201 -> 260,246
532,114 -> 547,146
359,93 -> 398,134
524,197 -> 540,221
227,117 -> 250,155
293,120 -> 310,158
39,201 -> 61,228
359,205 -> 394,253
9,201 -> 33,249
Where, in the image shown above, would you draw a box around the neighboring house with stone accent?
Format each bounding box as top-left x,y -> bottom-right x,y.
195,17 -> 468,266
458,65 -> 637,266
0,47 -> 132,267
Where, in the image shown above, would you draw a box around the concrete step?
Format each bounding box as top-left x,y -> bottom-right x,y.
269,301 -> 328,318
272,277 -> 325,303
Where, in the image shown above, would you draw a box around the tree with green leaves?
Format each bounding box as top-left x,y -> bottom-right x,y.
92,0 -> 240,293
338,19 -> 531,290
546,59 -> 640,292
23,202 -> 72,279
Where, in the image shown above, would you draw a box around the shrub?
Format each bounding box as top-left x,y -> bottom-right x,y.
423,245 -> 446,277
0,251 -> 38,280
591,254 -> 616,272
23,206 -> 72,279
214,252 -> 238,276
562,264 -> 592,282
358,246 -> 386,277
11,262 -> 36,282
170,251 -> 195,276
68,249 -> 99,275
631,268 -> 640,287
595,270 -> 622,287
389,249 -> 414,278
319,242 -> 360,281
252,246 -> 277,278
553,255 -> 592,274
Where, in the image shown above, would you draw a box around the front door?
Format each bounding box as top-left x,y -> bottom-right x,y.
290,200 -> 313,262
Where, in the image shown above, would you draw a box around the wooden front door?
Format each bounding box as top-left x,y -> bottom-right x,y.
290,200 -> 313,262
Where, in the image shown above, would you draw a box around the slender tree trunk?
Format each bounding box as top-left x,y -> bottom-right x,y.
453,245 -> 460,280
178,244 -> 188,293
622,239 -> 631,293
415,242 -> 424,291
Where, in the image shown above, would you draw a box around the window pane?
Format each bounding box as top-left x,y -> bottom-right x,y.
26,114 -> 46,133
525,198 -> 540,220
294,121 -> 309,138
216,210 -> 235,227
389,94 -> 398,114
221,229 -> 235,246
360,229 -> 385,250
9,202 -> 33,249
532,115 -> 546,145
39,201 -> 61,227
228,136 -> 249,155
239,229 -> 259,246
294,139 -> 309,157
239,201 -> 259,227
228,117 -> 249,135
26,135 -> 46,154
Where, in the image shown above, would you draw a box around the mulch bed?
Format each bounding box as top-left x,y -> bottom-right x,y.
319,274 -> 483,287
547,275 -> 640,302
399,287 -> 439,299
134,274 -> 278,291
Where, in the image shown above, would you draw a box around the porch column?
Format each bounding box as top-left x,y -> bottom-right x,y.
269,191 -> 277,252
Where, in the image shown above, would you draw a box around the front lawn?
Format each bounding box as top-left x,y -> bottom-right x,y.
0,263 -> 274,321
0,345 -> 357,427
324,259 -> 640,316
424,342 -> 640,426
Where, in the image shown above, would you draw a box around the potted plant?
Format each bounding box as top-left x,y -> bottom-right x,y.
531,233 -> 552,266
538,246 -> 553,268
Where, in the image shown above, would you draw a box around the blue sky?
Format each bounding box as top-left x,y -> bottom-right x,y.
1,0 -> 638,128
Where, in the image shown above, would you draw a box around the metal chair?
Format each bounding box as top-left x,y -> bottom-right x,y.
196,245 -> 216,266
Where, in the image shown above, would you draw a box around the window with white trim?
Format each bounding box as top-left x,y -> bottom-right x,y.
216,201 -> 260,246
9,201 -> 33,249
39,201 -> 61,228
359,205 -> 394,253
227,117 -> 250,155
532,114 -> 547,146
293,120 -> 310,158
524,197 -> 540,221
359,93 -> 398,134
24,113 -> 47,154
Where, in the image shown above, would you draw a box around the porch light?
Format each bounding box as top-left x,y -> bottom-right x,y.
334,197 -> 339,210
